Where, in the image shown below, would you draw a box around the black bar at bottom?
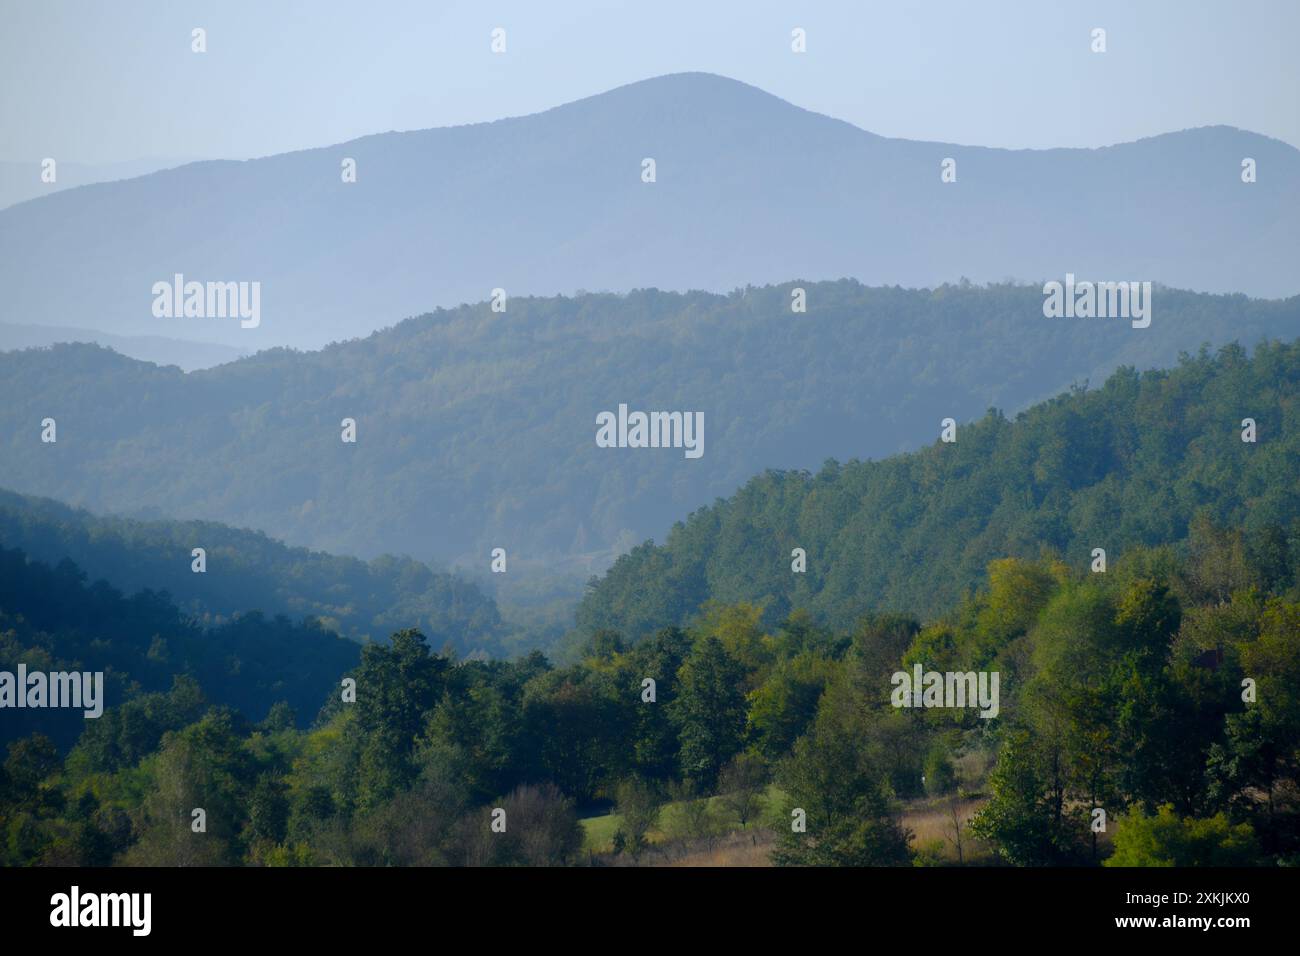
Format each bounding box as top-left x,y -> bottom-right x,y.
1,865 -> 1291,942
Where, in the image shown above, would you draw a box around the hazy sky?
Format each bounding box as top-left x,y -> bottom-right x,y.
3,0 -> 1298,163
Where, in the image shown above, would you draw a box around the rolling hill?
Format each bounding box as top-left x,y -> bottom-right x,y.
575,338 -> 1300,638
0,542 -> 360,749
0,488 -> 508,657
0,282 -> 1296,580
0,321 -> 246,371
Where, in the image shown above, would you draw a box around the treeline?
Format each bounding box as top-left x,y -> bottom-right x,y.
0,544 -> 359,750
4,525 -> 1296,866
578,339 -> 1300,638
0,489 -> 510,658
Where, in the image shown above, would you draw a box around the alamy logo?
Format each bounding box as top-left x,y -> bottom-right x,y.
50,886 -> 151,936
1042,273 -> 1151,328
891,663 -> 1000,718
0,665 -> 103,718
152,273 -> 261,328
596,404 -> 704,459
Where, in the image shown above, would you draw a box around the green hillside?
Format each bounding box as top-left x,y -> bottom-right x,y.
0,489 -> 509,657
0,283 -> 1295,579
4,343 -> 1298,868
578,340 -> 1300,638
0,543 -> 359,750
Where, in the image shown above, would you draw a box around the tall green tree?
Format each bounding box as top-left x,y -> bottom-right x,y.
672,636 -> 747,789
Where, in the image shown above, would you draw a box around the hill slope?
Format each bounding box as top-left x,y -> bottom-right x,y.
0,489 -> 507,657
577,339 -> 1300,637
0,321 -> 247,370
1,73 -> 1296,351
0,157 -> 192,212
0,543 -> 359,749
0,283 -> 1296,574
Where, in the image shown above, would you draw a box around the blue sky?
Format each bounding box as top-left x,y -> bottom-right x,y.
3,0 -> 1297,162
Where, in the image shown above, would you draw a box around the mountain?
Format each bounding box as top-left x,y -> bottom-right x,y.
0,283 -> 1296,581
0,488 -> 510,657
576,338 -> 1300,639
0,157 -> 196,212
0,321 -> 246,370
1,73 -> 1296,351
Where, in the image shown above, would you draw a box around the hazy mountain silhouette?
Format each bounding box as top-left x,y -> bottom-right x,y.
0,156 -> 196,211
0,321 -> 246,370
1,73 -> 1295,351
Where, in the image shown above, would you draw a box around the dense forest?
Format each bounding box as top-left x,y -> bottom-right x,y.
0,544 -> 358,751
0,283 -> 1296,578
0,489 -> 509,657
3,533 -> 1295,866
2,339 -> 1297,866
579,339 -> 1300,639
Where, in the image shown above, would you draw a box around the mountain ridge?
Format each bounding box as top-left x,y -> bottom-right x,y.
2,72 -> 1295,353
1,281 -> 1296,580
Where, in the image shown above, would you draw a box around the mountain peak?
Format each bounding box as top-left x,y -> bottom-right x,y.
1,75 -> 1296,356
527,70 -> 836,134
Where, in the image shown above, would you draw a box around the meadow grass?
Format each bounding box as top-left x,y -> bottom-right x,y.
580,784 -> 788,853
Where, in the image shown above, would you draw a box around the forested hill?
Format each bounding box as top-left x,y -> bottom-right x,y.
1,283 -> 1297,574
0,489 -> 508,657
577,339 -> 1300,638
0,543 -> 359,750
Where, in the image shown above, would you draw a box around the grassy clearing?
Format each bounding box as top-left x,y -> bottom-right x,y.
580,785 -> 787,854
583,787 -> 1004,865
902,794 -> 992,865
579,810 -> 627,854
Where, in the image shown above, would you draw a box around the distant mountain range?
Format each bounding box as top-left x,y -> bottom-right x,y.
0,321 -> 246,370
0,156 -> 196,211
1,73 -> 1296,352
0,281 -> 1295,579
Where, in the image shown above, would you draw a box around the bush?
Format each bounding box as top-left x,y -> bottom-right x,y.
1104,805 -> 1259,867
